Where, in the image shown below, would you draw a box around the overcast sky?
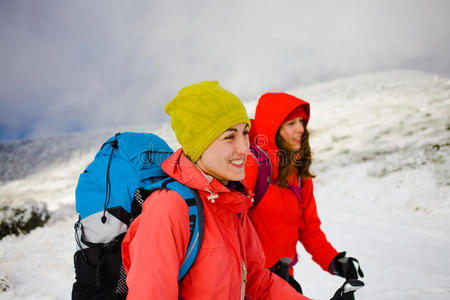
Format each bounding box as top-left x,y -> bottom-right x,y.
1,0 -> 449,140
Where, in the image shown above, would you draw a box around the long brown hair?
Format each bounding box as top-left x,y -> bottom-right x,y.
275,121 -> 315,188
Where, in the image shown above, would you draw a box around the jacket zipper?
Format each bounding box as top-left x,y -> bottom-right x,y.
241,261 -> 247,300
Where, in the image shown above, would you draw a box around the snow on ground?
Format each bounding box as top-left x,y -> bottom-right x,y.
0,70 -> 449,299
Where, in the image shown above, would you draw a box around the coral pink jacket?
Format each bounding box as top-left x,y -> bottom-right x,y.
122,148 -> 309,299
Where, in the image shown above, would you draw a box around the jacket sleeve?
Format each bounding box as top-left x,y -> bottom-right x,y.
298,178 -> 338,271
242,214 -> 311,300
121,189 -> 190,299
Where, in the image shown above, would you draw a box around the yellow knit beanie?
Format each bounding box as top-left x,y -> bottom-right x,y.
165,80 -> 250,162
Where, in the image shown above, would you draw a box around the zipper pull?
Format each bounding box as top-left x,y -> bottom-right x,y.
205,188 -> 219,203
241,261 -> 247,300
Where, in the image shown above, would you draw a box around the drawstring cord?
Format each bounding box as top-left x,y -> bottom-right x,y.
101,133 -> 120,224
74,217 -> 88,262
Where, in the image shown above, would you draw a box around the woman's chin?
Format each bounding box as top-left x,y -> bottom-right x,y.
223,170 -> 245,182
288,144 -> 301,152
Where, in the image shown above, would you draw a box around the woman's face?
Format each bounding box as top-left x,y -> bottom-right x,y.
196,123 -> 250,184
279,117 -> 304,151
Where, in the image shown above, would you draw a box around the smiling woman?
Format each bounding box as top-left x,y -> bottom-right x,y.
245,92 -> 364,294
196,123 -> 250,184
120,81 -> 311,299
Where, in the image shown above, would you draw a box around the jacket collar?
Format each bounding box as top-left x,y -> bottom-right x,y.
162,148 -> 253,213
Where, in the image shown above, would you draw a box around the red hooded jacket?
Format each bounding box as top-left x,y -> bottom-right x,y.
122,149 -> 310,299
245,93 -> 338,272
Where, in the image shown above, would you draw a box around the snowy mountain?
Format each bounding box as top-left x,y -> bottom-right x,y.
0,70 -> 449,299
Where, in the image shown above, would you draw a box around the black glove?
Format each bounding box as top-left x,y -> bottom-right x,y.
329,252 -> 364,280
330,279 -> 364,300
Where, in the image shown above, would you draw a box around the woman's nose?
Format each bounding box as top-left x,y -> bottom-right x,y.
237,136 -> 250,155
296,121 -> 304,133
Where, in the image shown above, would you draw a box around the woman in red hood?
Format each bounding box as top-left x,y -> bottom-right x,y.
121,82 -> 311,299
245,93 -> 363,292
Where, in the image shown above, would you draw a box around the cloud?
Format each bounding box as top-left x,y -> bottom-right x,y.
1,0 -> 449,140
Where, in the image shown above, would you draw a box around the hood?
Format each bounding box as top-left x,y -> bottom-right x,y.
252,92 -> 310,151
162,148 -> 253,213
250,93 -> 310,180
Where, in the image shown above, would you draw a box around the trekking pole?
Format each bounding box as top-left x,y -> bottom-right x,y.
270,257 -> 303,293
278,257 -> 292,282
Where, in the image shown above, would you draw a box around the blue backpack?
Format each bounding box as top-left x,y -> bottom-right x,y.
72,132 -> 204,300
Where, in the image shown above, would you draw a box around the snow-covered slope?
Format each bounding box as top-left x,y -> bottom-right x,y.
0,70 -> 449,299
294,70 -> 449,215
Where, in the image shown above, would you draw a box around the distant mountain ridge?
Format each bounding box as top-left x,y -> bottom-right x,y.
0,70 -> 448,212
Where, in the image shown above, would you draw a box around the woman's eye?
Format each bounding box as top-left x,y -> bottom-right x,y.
243,130 -> 249,136
224,135 -> 234,140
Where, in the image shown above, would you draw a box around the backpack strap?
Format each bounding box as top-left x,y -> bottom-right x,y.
250,144 -> 305,210
250,145 -> 272,208
130,178 -> 204,282
286,176 -> 303,202
286,176 -> 305,227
